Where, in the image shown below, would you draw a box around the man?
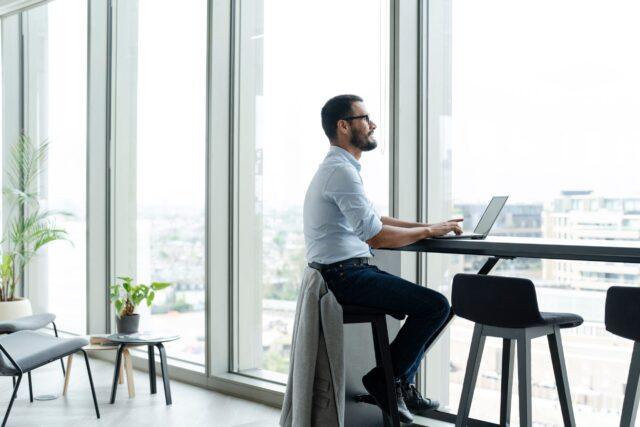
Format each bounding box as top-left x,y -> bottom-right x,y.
303,94 -> 463,423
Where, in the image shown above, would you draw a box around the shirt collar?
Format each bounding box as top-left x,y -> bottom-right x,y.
329,145 -> 361,171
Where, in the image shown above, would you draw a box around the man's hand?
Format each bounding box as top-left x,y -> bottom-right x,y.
426,218 -> 463,238
366,218 -> 463,249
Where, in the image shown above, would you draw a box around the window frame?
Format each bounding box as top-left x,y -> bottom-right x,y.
0,0 -> 427,408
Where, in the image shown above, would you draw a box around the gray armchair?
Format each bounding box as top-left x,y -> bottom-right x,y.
0,330 -> 99,426
0,313 -> 66,399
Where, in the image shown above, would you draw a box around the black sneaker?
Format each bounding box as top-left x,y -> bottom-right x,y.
400,382 -> 440,415
362,368 -> 414,424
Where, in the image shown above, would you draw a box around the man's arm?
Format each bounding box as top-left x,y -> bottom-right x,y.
367,220 -> 463,249
381,216 -> 430,228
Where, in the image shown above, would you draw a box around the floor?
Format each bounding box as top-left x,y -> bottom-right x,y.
0,358 -> 456,427
0,358 -> 281,427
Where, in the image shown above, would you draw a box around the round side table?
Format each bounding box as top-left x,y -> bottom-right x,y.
106,333 -> 179,405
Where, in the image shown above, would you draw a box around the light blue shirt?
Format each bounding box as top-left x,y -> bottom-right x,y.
304,146 -> 383,264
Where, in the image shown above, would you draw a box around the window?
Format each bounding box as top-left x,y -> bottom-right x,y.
23,0 -> 87,334
234,0 -> 390,380
426,1 -> 640,425
112,0 -> 207,366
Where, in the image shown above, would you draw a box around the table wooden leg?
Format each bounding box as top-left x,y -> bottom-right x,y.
62,354 -> 74,396
123,349 -> 135,398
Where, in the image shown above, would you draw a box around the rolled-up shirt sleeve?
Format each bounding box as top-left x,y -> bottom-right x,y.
323,165 -> 383,242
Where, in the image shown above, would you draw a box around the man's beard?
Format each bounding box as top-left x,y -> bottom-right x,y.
349,131 -> 378,152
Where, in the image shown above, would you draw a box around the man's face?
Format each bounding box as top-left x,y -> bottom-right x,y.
346,102 -> 378,152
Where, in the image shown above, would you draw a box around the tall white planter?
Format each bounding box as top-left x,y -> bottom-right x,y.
0,298 -> 33,321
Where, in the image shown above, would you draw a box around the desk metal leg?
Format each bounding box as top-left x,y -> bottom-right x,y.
157,344 -> 172,405
110,344 -> 125,404
148,345 -> 157,394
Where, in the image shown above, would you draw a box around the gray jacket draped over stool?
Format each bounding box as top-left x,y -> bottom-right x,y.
280,267 -> 345,427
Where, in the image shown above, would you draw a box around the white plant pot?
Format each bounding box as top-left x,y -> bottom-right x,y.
0,298 -> 33,321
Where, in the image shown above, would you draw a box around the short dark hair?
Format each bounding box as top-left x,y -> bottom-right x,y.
321,94 -> 363,140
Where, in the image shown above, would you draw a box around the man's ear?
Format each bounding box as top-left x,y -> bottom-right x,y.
337,119 -> 350,136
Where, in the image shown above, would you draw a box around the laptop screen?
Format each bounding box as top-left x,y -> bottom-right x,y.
473,196 -> 509,236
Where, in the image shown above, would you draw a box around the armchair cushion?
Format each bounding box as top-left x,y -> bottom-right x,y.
0,331 -> 87,375
0,313 -> 56,333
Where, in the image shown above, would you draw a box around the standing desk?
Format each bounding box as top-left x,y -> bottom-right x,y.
386,236 -> 640,426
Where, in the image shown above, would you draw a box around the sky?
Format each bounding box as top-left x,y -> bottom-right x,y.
448,0 -> 640,203
36,0 -> 640,212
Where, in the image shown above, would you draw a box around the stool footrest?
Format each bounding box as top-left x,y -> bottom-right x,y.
355,394 -> 376,405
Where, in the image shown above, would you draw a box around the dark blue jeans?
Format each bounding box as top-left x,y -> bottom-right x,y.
321,262 -> 450,384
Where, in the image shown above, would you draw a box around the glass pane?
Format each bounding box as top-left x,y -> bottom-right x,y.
24,0 -> 87,334
113,0 -> 207,365
236,0 -> 390,380
427,1 -> 640,425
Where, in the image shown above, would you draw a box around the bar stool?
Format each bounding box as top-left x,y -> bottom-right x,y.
342,305 -> 405,427
605,286 -> 640,427
452,273 -> 583,427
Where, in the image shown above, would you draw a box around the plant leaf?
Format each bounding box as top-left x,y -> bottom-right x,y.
146,291 -> 155,306
151,282 -> 171,291
115,300 -> 123,316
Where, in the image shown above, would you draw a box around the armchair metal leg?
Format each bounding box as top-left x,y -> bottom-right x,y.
2,373 -> 22,427
51,322 -> 66,376
80,350 -> 100,419
157,344 -> 172,405
27,372 -> 33,403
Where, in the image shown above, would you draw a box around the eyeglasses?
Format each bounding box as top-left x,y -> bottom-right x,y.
341,114 -> 370,125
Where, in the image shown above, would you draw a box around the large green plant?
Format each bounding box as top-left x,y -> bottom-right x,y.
110,276 -> 172,318
0,135 -> 68,301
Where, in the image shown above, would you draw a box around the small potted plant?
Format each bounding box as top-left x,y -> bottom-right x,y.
110,276 -> 171,334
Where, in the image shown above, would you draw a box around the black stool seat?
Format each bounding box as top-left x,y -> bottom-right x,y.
452,273 -> 579,427
605,286 -> 640,426
540,312 -> 583,329
606,286 -> 640,342
341,305 -> 406,321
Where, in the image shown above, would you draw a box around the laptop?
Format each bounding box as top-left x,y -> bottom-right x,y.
434,196 -> 509,240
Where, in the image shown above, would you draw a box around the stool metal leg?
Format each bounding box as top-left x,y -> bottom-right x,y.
456,324 -> 486,427
516,334 -> 532,427
373,316 -> 399,427
548,327 -> 576,427
500,339 -> 515,426
370,320 -> 392,427
370,322 -> 383,368
621,341 -> 640,427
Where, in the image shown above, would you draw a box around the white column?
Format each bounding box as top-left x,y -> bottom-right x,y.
86,0 -> 110,334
